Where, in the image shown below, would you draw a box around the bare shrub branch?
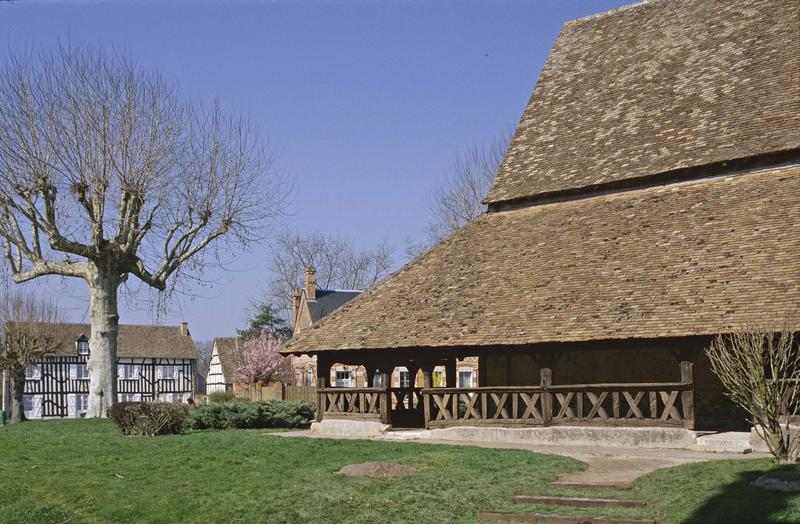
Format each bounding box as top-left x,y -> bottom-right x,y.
707,323 -> 800,462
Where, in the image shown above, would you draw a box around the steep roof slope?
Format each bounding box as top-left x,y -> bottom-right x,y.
31,323 -> 197,359
284,165 -> 800,353
307,290 -> 361,323
213,337 -> 238,381
485,0 -> 800,204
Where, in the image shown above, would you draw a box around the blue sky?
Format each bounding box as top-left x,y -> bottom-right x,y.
0,0 -> 630,342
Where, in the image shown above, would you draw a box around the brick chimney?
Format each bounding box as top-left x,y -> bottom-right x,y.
292,287 -> 302,321
304,266 -> 317,301
179,322 -> 189,336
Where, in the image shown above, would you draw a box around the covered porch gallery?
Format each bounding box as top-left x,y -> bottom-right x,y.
306,337 -> 735,431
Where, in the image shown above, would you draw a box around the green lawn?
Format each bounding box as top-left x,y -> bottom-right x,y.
1,420 -> 798,523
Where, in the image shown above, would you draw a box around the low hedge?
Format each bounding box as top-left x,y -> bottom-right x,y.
190,400 -> 315,430
108,402 -> 189,436
207,391 -> 236,403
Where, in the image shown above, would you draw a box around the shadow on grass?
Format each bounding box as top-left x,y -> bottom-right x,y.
683,464 -> 800,524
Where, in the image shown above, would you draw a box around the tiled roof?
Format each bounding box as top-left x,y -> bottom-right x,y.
25,323 -> 197,359
283,165 -> 800,353
213,337 -> 238,382
485,0 -> 800,204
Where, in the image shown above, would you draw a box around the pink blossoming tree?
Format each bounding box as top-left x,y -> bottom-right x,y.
234,333 -> 292,385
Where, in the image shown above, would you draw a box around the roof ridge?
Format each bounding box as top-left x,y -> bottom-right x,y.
14,321 -> 186,329
317,288 -> 363,294
566,0 -> 660,26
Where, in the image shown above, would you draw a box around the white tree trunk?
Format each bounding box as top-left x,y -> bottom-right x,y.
86,271 -> 121,418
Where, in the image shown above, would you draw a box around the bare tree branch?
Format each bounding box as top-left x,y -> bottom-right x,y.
407,134 -> 509,259
267,231 -> 393,319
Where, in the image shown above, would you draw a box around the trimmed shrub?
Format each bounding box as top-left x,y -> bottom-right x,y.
108,402 -> 189,436
189,400 -> 314,430
207,391 -> 236,403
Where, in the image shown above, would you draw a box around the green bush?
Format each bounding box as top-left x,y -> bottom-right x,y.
108,402 -> 189,436
207,391 -> 236,403
190,400 -> 314,430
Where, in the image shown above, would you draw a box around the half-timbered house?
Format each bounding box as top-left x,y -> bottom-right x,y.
282,0 -> 800,433
12,322 -> 197,419
205,337 -> 237,394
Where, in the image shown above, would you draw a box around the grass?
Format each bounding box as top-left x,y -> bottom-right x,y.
1,420 -> 799,523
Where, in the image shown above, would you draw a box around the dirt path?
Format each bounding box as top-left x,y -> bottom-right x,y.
276,430 -> 768,485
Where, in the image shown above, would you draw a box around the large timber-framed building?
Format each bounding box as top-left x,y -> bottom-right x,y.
282,0 -> 800,432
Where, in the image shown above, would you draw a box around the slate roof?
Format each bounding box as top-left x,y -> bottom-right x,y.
213,337 -> 239,382
485,0 -> 800,205
26,323 -> 197,359
283,165 -> 800,353
307,290 -> 362,324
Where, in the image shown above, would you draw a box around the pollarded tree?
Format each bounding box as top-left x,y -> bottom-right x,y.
0,45 -> 287,417
234,333 -> 292,385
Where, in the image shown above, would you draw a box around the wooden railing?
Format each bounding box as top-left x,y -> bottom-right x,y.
422,382 -> 692,429
317,387 -> 391,424
423,387 -> 547,428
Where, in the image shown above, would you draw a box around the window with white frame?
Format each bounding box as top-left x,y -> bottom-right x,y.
76,339 -> 89,355
458,370 -> 473,388
158,365 -> 175,380
23,395 -> 41,418
70,363 -> 89,380
118,364 -> 138,380
295,369 -> 302,386
24,364 -> 41,380
119,393 -> 141,402
306,368 -> 314,386
75,394 -> 89,414
335,369 -> 352,387
399,370 -> 411,388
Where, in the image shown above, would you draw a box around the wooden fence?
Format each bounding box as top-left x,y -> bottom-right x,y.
235,383 -> 316,403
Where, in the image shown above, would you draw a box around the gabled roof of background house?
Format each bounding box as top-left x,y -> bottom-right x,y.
485,0 -> 800,205
20,323 -> 198,359
212,337 -> 238,382
307,289 -> 361,324
283,164 -> 800,353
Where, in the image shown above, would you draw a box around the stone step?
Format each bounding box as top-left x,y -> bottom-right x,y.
478,511 -> 655,523
695,431 -> 752,453
512,495 -> 646,508
381,430 -> 430,441
550,481 -> 633,491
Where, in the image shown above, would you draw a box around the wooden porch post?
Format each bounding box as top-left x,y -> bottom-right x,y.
445,358 -> 457,388
379,370 -> 392,425
406,363 -> 420,412
676,347 -> 698,430
315,354 -> 330,422
422,365 -> 433,429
